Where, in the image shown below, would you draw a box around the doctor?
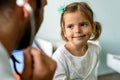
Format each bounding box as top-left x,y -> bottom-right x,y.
0,0 -> 56,80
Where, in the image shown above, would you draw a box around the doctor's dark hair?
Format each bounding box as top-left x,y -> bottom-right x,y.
0,0 -> 41,8
0,0 -> 41,20
60,2 -> 102,41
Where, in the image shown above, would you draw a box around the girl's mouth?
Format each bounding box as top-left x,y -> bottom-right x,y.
73,35 -> 86,39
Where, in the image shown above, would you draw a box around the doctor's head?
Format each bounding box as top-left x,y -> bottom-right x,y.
0,0 -> 47,54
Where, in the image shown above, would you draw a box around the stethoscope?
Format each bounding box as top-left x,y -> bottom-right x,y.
16,0 -> 35,45
11,0 -> 36,78
16,0 -> 41,50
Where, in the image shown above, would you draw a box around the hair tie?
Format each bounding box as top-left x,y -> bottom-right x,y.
58,4 -> 66,14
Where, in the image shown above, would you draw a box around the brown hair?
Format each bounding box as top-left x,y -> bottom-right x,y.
0,0 -> 41,20
60,2 -> 102,41
0,0 -> 16,19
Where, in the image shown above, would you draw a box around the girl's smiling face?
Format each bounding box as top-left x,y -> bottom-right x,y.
63,11 -> 93,46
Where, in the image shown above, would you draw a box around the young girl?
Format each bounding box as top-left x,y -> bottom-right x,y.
52,2 -> 102,80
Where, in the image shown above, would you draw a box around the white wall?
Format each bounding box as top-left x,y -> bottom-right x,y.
36,0 -> 120,75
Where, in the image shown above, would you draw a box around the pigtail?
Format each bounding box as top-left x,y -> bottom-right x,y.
92,21 -> 102,40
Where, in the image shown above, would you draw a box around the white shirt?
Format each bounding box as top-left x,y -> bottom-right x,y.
0,42 -> 16,80
52,42 -> 101,80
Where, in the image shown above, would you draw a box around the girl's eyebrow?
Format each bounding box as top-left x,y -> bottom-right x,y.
65,23 -> 73,26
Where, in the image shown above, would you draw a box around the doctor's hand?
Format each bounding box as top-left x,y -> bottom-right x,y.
21,47 -> 57,80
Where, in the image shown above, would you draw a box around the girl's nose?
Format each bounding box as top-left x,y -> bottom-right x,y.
74,26 -> 82,33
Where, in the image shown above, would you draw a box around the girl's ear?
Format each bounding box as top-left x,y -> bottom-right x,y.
62,27 -> 67,37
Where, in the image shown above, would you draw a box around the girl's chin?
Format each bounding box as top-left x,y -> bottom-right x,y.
74,39 -> 87,44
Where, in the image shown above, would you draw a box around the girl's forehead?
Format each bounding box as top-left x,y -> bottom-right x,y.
63,11 -> 89,22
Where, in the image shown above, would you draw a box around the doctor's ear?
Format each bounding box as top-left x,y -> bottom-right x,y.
16,0 -> 32,18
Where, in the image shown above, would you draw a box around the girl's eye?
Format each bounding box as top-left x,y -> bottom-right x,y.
67,25 -> 73,29
80,22 -> 88,27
